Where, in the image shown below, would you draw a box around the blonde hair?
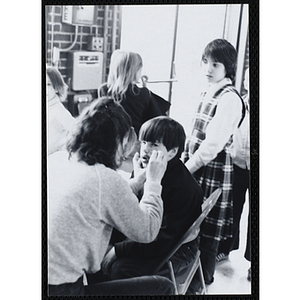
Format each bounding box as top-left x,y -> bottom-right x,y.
104,50 -> 143,102
46,66 -> 68,100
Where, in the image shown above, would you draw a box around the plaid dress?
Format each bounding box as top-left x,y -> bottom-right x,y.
183,84 -> 244,242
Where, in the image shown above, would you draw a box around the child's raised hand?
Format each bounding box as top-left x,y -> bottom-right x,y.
146,150 -> 168,183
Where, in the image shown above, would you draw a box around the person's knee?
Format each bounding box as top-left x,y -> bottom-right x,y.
110,258 -> 144,280
109,259 -> 127,280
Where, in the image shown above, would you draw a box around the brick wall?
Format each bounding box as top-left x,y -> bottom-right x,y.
45,5 -> 122,85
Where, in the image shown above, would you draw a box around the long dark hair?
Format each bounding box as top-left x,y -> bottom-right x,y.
67,97 -> 133,169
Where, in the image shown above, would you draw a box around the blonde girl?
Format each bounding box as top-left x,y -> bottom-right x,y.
99,50 -> 170,173
103,50 -> 143,102
99,50 -> 168,136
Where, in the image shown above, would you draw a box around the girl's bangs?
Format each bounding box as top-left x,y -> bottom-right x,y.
202,49 -> 221,63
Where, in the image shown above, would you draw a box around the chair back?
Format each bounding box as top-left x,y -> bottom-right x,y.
154,188 -> 222,273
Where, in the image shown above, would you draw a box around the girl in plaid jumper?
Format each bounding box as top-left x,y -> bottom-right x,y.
182,39 -> 245,285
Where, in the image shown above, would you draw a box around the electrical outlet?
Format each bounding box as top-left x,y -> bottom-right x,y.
87,36 -> 103,51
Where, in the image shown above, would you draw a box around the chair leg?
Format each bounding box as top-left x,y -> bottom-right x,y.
167,261 -> 178,295
198,258 -> 206,294
180,259 -> 200,294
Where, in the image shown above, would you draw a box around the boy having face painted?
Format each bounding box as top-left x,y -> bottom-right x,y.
101,116 -> 204,287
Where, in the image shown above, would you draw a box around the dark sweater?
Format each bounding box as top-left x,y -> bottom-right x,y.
115,157 -> 203,259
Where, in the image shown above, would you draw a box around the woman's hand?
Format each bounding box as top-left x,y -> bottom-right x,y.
132,152 -> 147,183
146,150 -> 168,183
101,247 -> 118,275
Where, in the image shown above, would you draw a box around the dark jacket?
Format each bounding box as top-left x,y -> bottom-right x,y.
115,157 -> 203,259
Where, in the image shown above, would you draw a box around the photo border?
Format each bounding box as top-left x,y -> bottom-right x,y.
42,1 -> 259,299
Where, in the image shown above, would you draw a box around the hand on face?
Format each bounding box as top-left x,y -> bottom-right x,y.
132,152 -> 146,184
140,140 -> 168,168
146,150 -> 168,183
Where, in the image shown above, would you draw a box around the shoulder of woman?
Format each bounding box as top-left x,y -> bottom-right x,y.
97,165 -> 129,189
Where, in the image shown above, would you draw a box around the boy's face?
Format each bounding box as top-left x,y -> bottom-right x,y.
140,140 -> 174,168
202,55 -> 226,84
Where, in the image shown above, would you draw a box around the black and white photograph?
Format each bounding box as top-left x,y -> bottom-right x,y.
5,0 -> 300,300
6,1 -> 300,300
42,1 -> 258,298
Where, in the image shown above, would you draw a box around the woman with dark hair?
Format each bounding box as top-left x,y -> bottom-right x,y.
48,97 -> 173,296
182,39 -> 245,287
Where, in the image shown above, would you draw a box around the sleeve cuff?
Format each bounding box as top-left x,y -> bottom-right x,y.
185,154 -> 205,174
143,180 -> 162,195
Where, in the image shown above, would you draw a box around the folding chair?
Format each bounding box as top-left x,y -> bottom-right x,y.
154,188 -> 222,295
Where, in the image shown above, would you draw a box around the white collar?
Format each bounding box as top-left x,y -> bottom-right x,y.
206,77 -> 232,97
48,95 -> 61,107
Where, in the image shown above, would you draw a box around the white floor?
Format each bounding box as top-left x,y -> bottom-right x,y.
206,193 -> 251,295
